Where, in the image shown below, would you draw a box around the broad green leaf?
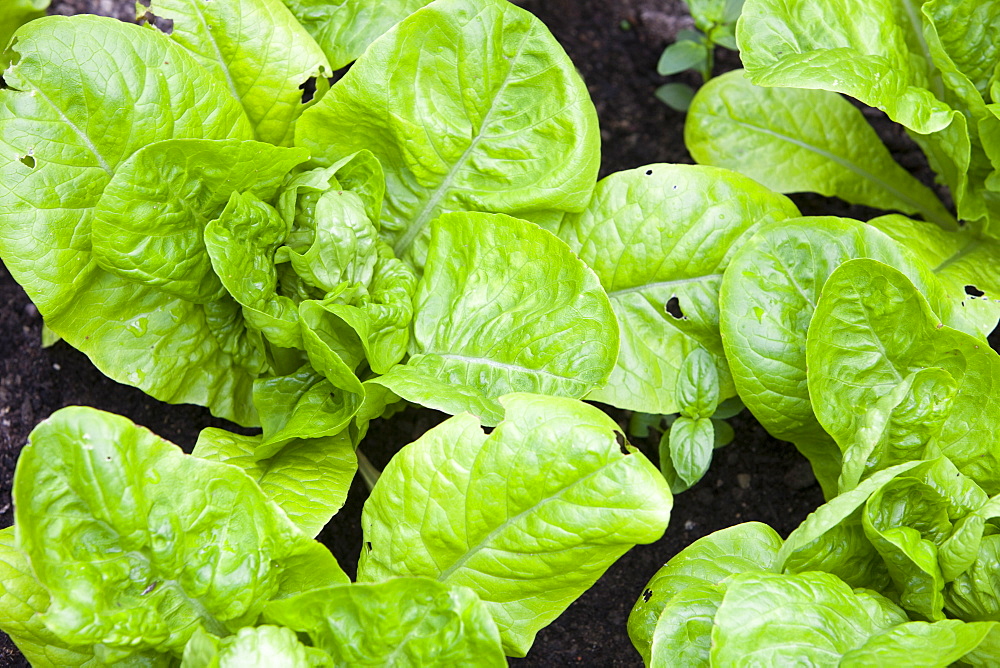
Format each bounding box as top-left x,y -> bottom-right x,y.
687,70 -> 955,228
558,164 -> 799,415
374,213 -> 618,426
710,571 -> 907,666
719,217 -> 974,496
14,407 -> 345,655
204,192 -> 301,350
358,394 -> 672,656
779,462 -> 922,584
253,367 -> 362,459
664,416 -> 714,493
628,522 -> 782,664
0,0 -> 47,69
836,368 -> 957,493
735,0 -> 993,227
647,583 -> 722,668
296,0 -> 600,270
193,427 -> 357,538
860,459 -> 988,620
869,214 -> 1000,337
808,260 -> 1000,493
0,527 -> 108,667
946,534 -> 1000,621
181,625 -> 319,668
841,620 -> 997,667
923,0 -> 1000,98
278,0 -> 433,70
0,17 -> 264,425
263,578 -> 505,666
737,0 -> 954,135
92,139 -> 308,303
142,0 -> 330,146
657,39 -> 708,76
676,348 -> 721,418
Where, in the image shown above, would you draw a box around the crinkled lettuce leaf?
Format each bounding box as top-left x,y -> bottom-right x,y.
557,164 -> 799,415
358,394 -> 672,656
296,0 -> 600,271
141,0 -> 331,146
263,578 -> 505,666
808,259 -> 1000,493
372,212 -> 618,426
719,216 -> 978,496
13,407 -> 347,657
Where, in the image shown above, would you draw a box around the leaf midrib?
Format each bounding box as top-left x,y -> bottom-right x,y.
392,11 -> 532,257
436,452 -> 629,582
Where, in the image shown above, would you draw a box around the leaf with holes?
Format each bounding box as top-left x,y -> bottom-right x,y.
372,212 -> 619,426
719,216 -> 980,497
296,0 -> 600,271
140,0 -> 330,146
557,164 -> 799,415
357,394 -> 672,657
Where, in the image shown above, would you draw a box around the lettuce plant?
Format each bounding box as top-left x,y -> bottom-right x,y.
0,397 -> 671,663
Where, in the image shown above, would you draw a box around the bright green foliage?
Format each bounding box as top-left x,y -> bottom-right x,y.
0,0 -> 47,68
0,17 -> 260,424
869,214 -> 1000,335
558,164 -> 799,415
358,394 -> 672,656
278,0 -> 433,70
181,626 -> 320,667
193,428 -> 357,538
807,260 -> 1000,493
263,578 -> 506,666
0,527 -> 167,667
687,70 -> 955,227
11,407 -> 347,660
141,0 -> 331,146
628,522 -> 782,665
374,213 -> 619,426
633,512 -> 1000,666
719,216 -> 978,496
735,0 -> 1000,232
296,0 -> 600,271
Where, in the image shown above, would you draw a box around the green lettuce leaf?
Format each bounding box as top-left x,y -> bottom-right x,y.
295,0 -> 600,270
373,213 -> 618,426
277,0 -> 432,70
181,625 -> 321,667
0,526 -> 136,667
358,394 -> 672,656
628,522 -> 782,664
0,0 -> 47,68
263,578 -> 505,666
737,0 -> 953,134
686,70 -> 955,227
841,620 -> 997,667
557,164 -> 799,414
808,259 -> 1000,493
778,462 -> 923,590
719,216 -> 976,496
92,139 -> 308,303
711,571 -> 908,665
14,407 -> 347,656
193,427 -> 357,538
141,0 -> 330,146
0,17 -> 266,425
869,214 -> 1000,337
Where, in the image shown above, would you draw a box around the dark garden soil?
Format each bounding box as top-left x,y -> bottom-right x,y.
0,0 -> 954,665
